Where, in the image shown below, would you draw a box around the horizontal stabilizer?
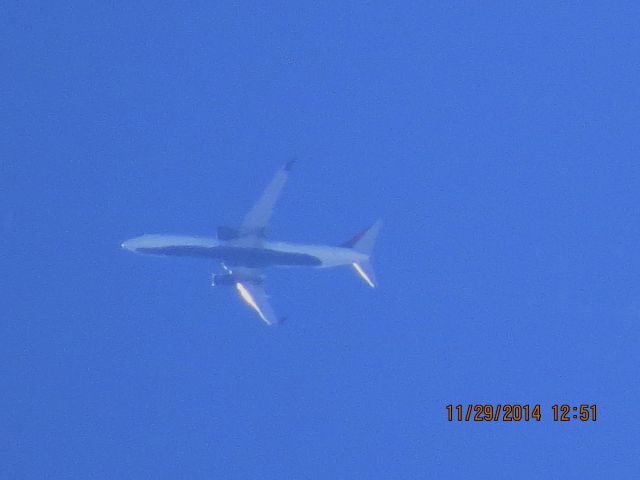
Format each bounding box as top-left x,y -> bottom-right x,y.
351,260 -> 377,288
343,220 -> 381,287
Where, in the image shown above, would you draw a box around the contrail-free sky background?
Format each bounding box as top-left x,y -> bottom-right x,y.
3,2 -> 639,477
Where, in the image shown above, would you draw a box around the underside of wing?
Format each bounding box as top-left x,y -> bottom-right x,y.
239,161 -> 295,243
224,266 -> 280,326
235,281 -> 281,326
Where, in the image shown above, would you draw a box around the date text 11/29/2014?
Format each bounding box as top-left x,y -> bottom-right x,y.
446,404 -> 597,422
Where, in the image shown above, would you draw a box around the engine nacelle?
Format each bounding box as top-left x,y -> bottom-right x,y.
211,273 -> 264,287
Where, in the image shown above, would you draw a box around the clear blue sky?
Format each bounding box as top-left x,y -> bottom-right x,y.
3,2 -> 639,478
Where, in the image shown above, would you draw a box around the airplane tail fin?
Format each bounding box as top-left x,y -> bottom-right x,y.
342,220 -> 382,288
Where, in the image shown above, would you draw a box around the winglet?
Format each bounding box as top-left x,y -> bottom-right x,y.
284,159 -> 297,171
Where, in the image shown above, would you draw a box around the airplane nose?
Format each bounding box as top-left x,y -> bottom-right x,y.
121,236 -> 145,252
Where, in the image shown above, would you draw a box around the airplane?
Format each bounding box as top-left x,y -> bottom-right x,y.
121,161 -> 382,325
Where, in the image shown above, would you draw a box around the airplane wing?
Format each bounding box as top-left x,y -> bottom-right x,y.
239,160 -> 295,243
229,266 -> 281,326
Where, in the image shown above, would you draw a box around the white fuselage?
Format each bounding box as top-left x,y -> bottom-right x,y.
121,234 -> 368,269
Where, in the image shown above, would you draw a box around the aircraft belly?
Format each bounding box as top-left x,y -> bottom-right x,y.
221,247 -> 322,267
137,245 -> 321,267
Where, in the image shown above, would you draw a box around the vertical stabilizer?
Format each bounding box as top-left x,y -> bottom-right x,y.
341,219 -> 383,254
